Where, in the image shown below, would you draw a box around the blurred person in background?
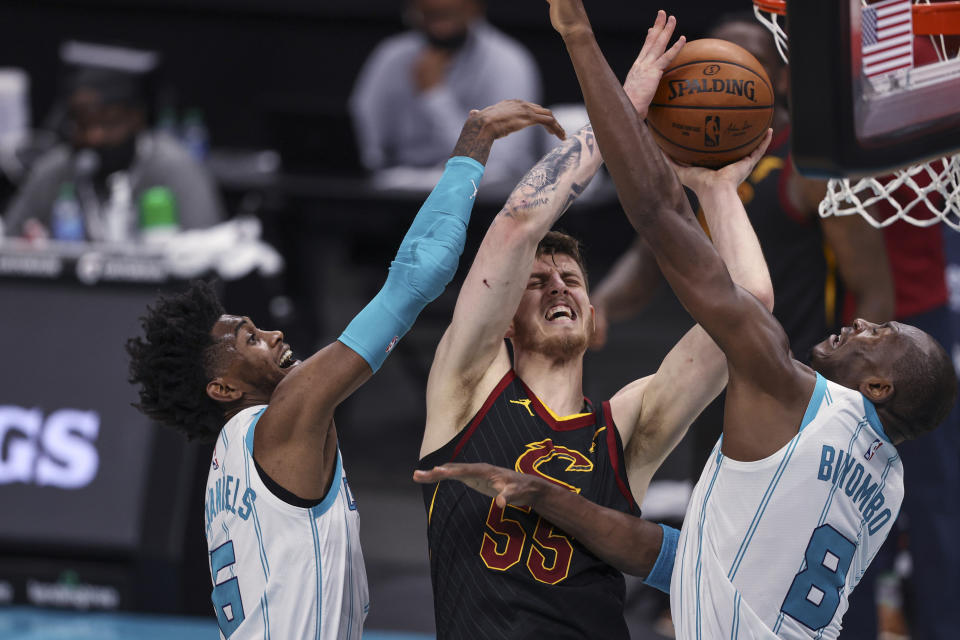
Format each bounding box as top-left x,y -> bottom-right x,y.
4,66 -> 224,242
350,0 -> 542,185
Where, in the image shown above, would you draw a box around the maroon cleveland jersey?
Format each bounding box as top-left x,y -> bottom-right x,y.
419,369 -> 640,639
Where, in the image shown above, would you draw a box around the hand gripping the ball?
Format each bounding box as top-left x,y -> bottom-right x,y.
665,128 -> 774,195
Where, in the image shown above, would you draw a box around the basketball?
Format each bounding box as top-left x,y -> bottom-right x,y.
648,38 -> 774,168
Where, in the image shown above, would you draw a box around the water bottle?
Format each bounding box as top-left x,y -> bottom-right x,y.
103,172 -> 134,243
180,108 -> 209,161
139,185 -> 179,244
51,182 -> 85,241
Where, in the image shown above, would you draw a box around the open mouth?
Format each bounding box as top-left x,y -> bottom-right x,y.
278,346 -> 297,368
544,304 -> 576,322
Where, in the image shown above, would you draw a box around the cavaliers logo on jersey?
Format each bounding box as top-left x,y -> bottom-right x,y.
514,439 -> 593,493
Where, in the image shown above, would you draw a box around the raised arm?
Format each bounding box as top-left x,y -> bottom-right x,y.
421,122 -> 602,455
256,101 -> 563,498
549,4 -> 814,459
615,135 -> 775,499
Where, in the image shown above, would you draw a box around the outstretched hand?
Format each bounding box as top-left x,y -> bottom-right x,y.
624,11 -> 686,119
413,462 -> 545,509
453,100 -> 565,164
471,100 -> 566,141
666,128 -> 774,194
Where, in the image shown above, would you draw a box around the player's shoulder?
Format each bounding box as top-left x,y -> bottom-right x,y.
219,404 -> 268,445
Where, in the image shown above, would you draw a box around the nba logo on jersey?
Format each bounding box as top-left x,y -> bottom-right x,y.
211,456 -> 219,470
864,438 -> 884,461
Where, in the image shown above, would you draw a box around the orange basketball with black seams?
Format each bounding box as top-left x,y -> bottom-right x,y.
648,38 -> 774,168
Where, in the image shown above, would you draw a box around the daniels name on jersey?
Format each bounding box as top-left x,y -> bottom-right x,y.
205,405 -> 368,640
672,374 -> 903,640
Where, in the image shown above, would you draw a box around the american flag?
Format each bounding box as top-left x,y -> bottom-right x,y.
862,0 -> 914,78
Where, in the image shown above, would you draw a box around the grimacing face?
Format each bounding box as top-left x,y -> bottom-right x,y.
508,253 -> 594,361
208,315 -> 301,402
808,319 -> 916,386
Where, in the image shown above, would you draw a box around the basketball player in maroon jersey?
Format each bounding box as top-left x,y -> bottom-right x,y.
416,12 -> 774,637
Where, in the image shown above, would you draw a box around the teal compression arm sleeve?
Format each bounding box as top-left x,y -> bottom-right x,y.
339,156 -> 484,371
643,524 -> 679,594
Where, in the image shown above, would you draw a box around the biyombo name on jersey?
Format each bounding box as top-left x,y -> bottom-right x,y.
817,444 -> 893,535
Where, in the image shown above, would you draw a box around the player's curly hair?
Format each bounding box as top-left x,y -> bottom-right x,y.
126,280 -> 227,441
536,230 -> 589,290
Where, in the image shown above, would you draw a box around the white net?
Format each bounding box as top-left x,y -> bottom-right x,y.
753,0 -> 960,229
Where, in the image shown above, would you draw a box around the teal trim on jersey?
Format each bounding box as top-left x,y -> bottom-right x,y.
308,514 -> 322,640
695,454 -> 724,640
862,398 -> 892,443
800,374 -> 828,431
240,420 -> 272,581
310,450 -> 344,518
260,594 -> 271,640
245,407 -> 267,456
731,591 -> 741,639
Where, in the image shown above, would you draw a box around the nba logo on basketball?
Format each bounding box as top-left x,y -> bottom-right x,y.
864,439 -> 884,461
704,116 -> 720,147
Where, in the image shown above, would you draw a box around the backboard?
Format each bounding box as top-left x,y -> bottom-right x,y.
784,0 -> 960,178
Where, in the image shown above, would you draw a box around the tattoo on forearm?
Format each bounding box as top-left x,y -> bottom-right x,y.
504,125 -> 598,219
451,117 -> 492,165
583,124 -> 595,154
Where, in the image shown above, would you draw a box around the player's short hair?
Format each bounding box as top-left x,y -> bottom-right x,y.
126,280 -> 226,441
535,230 -> 589,290
889,333 -> 958,439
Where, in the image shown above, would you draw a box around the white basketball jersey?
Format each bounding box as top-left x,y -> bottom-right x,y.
204,405 -> 368,639
672,374 -> 903,640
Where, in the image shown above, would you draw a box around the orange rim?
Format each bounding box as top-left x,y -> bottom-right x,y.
753,0 -> 960,34
914,3 -> 960,35
753,0 -> 785,16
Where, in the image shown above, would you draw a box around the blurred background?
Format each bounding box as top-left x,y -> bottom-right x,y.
0,1 -> 954,638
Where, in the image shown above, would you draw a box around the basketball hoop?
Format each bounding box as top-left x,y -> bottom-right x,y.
752,0 -> 960,229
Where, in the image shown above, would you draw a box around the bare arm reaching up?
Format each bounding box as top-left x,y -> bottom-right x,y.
548,2 -> 814,461
615,133 -> 775,500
